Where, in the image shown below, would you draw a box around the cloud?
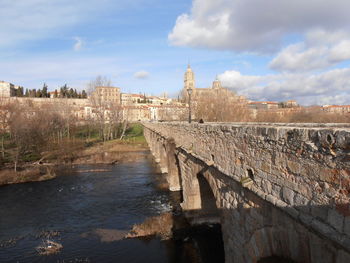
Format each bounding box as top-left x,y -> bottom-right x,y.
134,70 -> 150,79
73,37 -> 84,51
269,30 -> 350,72
169,0 -> 350,53
218,68 -> 350,105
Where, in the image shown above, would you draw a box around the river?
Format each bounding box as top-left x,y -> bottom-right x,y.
0,151 -> 224,263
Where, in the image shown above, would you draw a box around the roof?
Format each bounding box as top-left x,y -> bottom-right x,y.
96,86 -> 120,89
131,94 -> 144,98
323,105 -> 350,108
248,101 -> 279,104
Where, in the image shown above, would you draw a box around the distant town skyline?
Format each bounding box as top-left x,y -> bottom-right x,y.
1,0 -> 350,105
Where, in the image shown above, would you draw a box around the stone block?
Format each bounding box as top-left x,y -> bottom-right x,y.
271,183 -> 282,198
344,217 -> 350,236
261,180 -> 272,195
311,203 -> 328,222
339,237 -> 350,252
287,159 -> 301,174
250,207 -> 264,222
267,127 -> 278,140
320,168 -> 341,185
266,194 -> 278,205
282,187 -> 295,205
287,227 -> 300,260
336,249 -> 350,263
309,234 -> 335,263
294,193 -> 310,213
254,188 -> 266,200
298,183 -> 313,200
328,208 -> 344,233
299,212 -> 313,225
287,207 -> 299,219
311,218 -> 335,237
261,161 -> 271,173
275,199 -> 288,208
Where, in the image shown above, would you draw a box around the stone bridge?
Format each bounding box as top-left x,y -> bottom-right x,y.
143,122 -> 350,263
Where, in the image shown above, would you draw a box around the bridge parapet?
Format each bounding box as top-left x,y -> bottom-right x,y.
143,122 -> 350,263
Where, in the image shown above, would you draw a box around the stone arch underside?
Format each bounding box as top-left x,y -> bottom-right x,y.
164,137 -> 182,191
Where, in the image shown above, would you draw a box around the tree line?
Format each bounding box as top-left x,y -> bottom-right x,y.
0,75 -> 129,170
183,87 -> 350,123
11,83 -> 87,99
0,100 -> 78,170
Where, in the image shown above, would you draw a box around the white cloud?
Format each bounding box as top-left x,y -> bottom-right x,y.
134,70 -> 150,79
269,30 -> 350,72
73,37 -> 84,51
219,68 -> 350,105
169,0 -> 350,53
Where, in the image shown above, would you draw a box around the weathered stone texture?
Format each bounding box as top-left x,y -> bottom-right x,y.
143,122 -> 350,263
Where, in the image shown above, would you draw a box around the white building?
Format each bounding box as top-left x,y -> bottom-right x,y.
0,81 -> 14,97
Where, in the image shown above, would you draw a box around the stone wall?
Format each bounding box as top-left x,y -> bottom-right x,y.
143,122 -> 350,263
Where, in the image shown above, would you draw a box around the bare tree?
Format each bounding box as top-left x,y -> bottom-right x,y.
255,107 -> 350,123
0,98 -> 15,160
87,75 -> 112,95
87,76 -> 126,142
194,89 -> 250,122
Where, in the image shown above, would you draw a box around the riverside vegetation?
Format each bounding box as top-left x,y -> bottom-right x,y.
0,101 -> 147,186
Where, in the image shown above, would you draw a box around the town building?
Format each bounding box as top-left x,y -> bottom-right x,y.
0,81 -> 16,97
121,93 -> 134,105
248,101 -> 279,110
1,79 -> 187,122
322,105 -> 350,114
92,86 -> 121,104
281,100 -> 298,108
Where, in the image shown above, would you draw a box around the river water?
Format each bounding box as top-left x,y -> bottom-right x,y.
0,151 -> 224,263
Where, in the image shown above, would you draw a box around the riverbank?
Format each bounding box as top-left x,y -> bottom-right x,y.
0,133 -> 148,186
71,138 -> 148,165
0,165 -> 56,186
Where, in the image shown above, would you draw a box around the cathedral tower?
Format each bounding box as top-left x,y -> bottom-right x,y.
184,64 -> 195,91
212,76 -> 222,89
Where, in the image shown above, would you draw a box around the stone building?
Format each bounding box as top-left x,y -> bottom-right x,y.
322,105 -> 350,114
121,93 -> 134,105
281,100 -> 298,108
93,86 -> 121,104
0,81 -> 16,97
182,65 -> 247,105
248,101 -> 279,110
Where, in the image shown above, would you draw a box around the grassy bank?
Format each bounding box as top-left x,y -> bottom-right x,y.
0,123 -> 147,186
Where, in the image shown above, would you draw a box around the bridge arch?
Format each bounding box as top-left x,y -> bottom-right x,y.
245,227 -> 299,263
143,122 -> 350,263
197,173 -> 220,216
164,137 -> 182,191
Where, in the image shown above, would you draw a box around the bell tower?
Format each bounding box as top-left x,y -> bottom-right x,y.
184,64 -> 195,91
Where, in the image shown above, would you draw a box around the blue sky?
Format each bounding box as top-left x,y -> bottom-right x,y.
1,0 -> 350,105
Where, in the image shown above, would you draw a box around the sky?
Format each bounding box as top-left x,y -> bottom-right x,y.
1,0 -> 350,105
